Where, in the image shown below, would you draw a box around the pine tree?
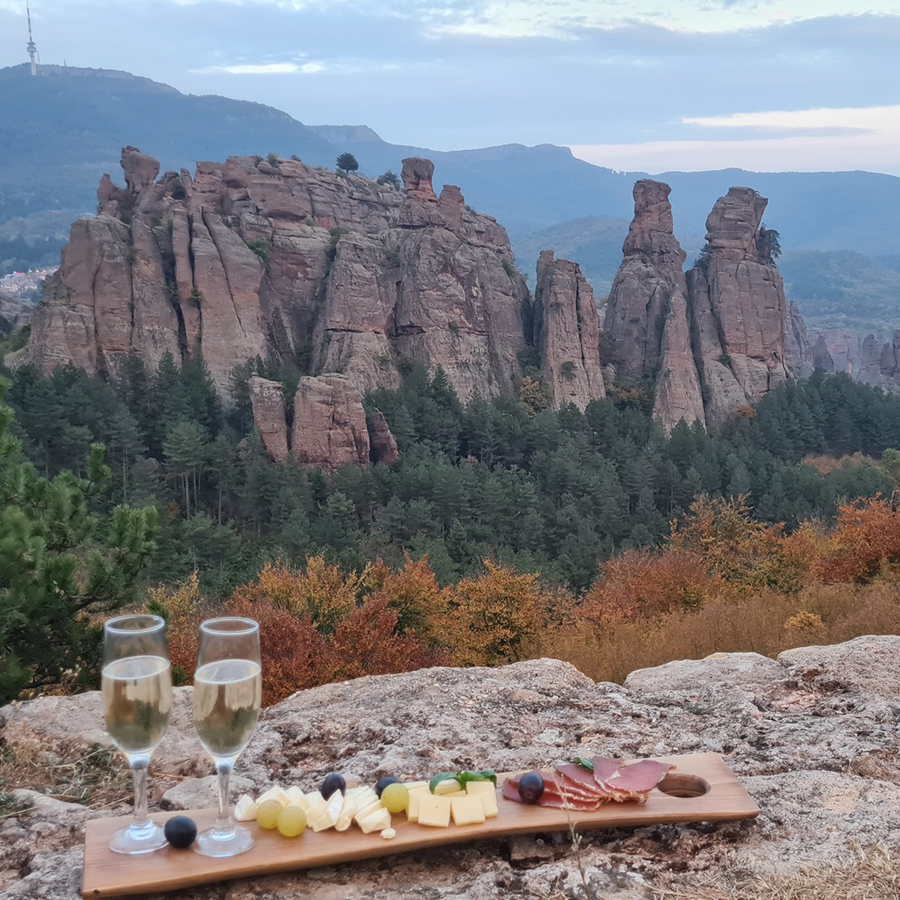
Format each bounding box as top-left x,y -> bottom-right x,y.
0,384 -> 158,702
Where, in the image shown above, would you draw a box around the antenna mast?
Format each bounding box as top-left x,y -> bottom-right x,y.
26,2 -> 38,76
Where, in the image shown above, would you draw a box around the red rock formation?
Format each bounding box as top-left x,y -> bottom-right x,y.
248,376 -> 289,461
533,250 -> 605,410
812,335 -> 836,373
604,180 -> 704,430
370,409 -> 399,466
28,148 -> 527,405
291,375 -> 370,474
692,187 -> 789,425
786,301 -> 813,378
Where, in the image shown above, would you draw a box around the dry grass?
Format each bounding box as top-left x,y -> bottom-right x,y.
540,581 -> 900,683
656,844 -> 900,899
800,452 -> 870,475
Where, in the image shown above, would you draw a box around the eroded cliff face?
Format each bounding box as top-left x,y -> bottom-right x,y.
533,250 -> 605,410
604,180 -> 705,431
28,151 -> 529,405
605,181 -> 795,431
858,331 -> 900,393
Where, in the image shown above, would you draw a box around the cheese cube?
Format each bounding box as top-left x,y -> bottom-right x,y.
407,790 -> 423,823
404,781 -> 428,792
433,779 -> 461,795
304,790 -> 327,823
354,799 -> 384,826
335,793 -> 358,831
233,794 -> 258,822
451,795 -> 486,826
418,794 -> 452,828
284,786 -> 309,810
358,807 -> 391,834
466,782 -> 498,818
256,787 -> 288,808
444,790 -> 467,797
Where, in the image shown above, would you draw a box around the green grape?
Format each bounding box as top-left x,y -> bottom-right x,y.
381,782 -> 409,814
277,805 -> 307,837
256,799 -> 283,830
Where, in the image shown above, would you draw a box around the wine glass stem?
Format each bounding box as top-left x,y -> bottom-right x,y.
130,755 -> 152,831
214,759 -> 234,835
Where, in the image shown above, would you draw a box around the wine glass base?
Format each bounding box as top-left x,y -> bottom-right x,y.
194,824 -> 255,858
108,821 -> 168,855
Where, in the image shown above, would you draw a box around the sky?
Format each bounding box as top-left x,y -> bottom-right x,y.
0,0 -> 898,175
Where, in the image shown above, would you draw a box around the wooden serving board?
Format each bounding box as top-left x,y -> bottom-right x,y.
83,752 -> 758,898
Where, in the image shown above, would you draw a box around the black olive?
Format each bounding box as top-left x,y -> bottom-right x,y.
164,815 -> 198,849
375,776 -> 401,798
321,773 -> 346,800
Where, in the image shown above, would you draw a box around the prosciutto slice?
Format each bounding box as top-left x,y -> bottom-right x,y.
554,762 -> 606,796
601,760 -> 673,803
503,774 -> 602,810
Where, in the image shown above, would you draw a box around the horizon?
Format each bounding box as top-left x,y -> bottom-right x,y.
0,1 -> 896,178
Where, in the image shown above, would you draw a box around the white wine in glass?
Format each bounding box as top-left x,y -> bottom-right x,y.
102,615 -> 173,854
193,617 -> 261,858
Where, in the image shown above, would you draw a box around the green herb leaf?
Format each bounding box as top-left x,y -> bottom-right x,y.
574,757 -> 594,771
457,769 -> 497,787
428,772 -> 460,794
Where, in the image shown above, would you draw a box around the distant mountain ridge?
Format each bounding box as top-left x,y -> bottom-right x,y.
2,62 -> 900,279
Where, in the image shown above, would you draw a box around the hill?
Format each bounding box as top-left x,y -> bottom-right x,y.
3,63 -> 900,275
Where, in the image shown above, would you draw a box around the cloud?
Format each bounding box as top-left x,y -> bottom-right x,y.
570,105 -> 900,175
193,61 -> 324,74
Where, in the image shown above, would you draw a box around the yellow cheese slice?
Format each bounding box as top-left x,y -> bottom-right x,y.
256,787 -> 288,808
466,782 -> 498,817
451,795 -> 486,826
433,779 -> 461,796
418,794 -> 452,828
284,786 -> 309,810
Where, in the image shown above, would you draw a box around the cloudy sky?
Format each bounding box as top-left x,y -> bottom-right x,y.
0,0 -> 898,175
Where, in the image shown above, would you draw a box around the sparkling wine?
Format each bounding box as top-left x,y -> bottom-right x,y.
102,655 -> 173,755
193,658 -> 262,758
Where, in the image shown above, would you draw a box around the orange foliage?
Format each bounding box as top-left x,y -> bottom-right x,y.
816,496 -> 900,583
147,572 -> 204,684
365,554 -> 443,638
230,558 -> 362,633
442,562 -> 545,666
581,549 -> 715,624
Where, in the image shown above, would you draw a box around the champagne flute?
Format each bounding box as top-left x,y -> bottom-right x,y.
192,617 -> 261,858
102,614 -> 173,854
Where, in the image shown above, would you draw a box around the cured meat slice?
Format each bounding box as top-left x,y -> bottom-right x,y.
542,772 -> 601,802
502,777 -> 599,810
606,760 -> 673,797
554,763 -> 605,797
590,756 -> 624,791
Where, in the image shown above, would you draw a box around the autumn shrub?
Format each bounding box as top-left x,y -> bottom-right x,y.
147,572 -> 205,684
669,495 -> 807,594
365,554 -> 443,638
816,496 -> 900,583
581,549 -> 715,624
230,558 -> 362,632
442,562 -> 546,666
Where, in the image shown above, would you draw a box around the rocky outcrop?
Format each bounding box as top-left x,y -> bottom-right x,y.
604,180 -> 705,430
691,188 -> 790,425
812,334 -> 836,373
291,374 -> 370,474
369,408 -> 400,466
6,635 -> 900,900
857,331 -> 900,393
248,376 -> 289,461
786,301 -> 813,378
605,182 -> 794,430
533,250 -> 605,409
27,150 -> 528,404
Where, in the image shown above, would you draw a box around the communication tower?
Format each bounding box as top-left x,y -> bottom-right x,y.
26,2 -> 38,76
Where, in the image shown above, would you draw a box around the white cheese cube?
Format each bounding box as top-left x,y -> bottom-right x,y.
335,792 -> 358,831
353,799 -> 384,826
256,787 -> 288,808
451,795 -> 486,826
380,828 -> 396,839
358,807 -> 392,834
304,790 -> 327,823
233,794 -> 258,822
284,786 -> 309,810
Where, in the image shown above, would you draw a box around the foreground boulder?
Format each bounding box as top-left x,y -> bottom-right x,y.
3,635 -> 900,899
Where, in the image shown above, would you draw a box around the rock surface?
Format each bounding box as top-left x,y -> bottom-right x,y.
369,408 -> 400,466
4,635 -> 900,899
291,374 -> 370,474
857,330 -> 900,394
26,150 -> 529,405
248,376 -> 289,461
533,250 -> 605,409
